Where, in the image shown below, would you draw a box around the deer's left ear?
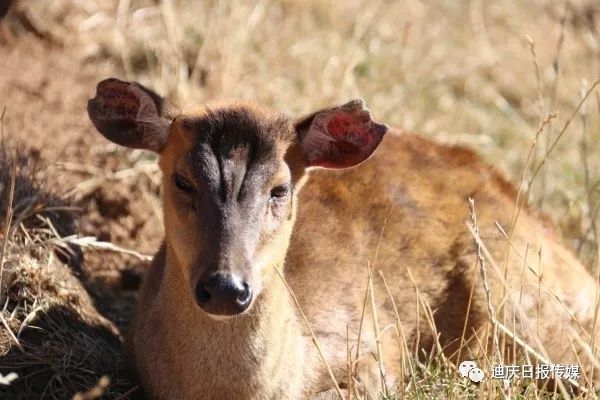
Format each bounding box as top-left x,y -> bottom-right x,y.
294,99 -> 388,169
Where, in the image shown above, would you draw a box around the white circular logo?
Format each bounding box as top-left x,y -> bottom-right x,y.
468,367 -> 485,383
458,360 -> 484,383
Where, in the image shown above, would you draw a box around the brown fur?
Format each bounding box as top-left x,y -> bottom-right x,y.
88,86 -> 598,398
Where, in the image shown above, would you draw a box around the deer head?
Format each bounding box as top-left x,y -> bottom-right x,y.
88,78 -> 387,318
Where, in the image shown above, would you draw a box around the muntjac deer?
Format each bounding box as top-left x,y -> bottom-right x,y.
88,78 -> 599,399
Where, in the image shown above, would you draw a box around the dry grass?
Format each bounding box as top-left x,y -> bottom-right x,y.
0,139 -> 136,399
35,0 -> 598,266
2,0 -> 600,399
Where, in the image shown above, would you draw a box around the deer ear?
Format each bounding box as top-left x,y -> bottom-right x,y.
87,78 -> 177,153
295,99 -> 388,169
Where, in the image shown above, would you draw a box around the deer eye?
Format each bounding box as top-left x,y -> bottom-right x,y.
269,185 -> 289,200
173,173 -> 195,194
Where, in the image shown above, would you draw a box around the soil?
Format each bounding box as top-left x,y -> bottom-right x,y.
0,20 -> 164,400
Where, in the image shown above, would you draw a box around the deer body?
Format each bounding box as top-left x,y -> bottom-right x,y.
88,79 -> 598,399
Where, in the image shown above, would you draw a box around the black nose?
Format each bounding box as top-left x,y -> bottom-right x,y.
195,273 -> 253,316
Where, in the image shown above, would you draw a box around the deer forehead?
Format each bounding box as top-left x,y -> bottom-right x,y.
160,103 -> 295,187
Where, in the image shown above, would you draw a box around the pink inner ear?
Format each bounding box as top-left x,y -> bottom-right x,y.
95,80 -> 162,129
328,113 -> 374,143
95,80 -> 144,121
302,100 -> 388,169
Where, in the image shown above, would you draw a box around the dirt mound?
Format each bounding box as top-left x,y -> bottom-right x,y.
0,8 -> 161,395
0,139 -> 143,398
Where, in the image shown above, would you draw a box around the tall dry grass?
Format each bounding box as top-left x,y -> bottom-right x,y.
33,0 -> 596,266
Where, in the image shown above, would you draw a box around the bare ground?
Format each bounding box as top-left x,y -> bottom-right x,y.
0,13 -> 158,399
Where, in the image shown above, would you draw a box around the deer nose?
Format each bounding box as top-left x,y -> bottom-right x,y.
195,273 -> 253,316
